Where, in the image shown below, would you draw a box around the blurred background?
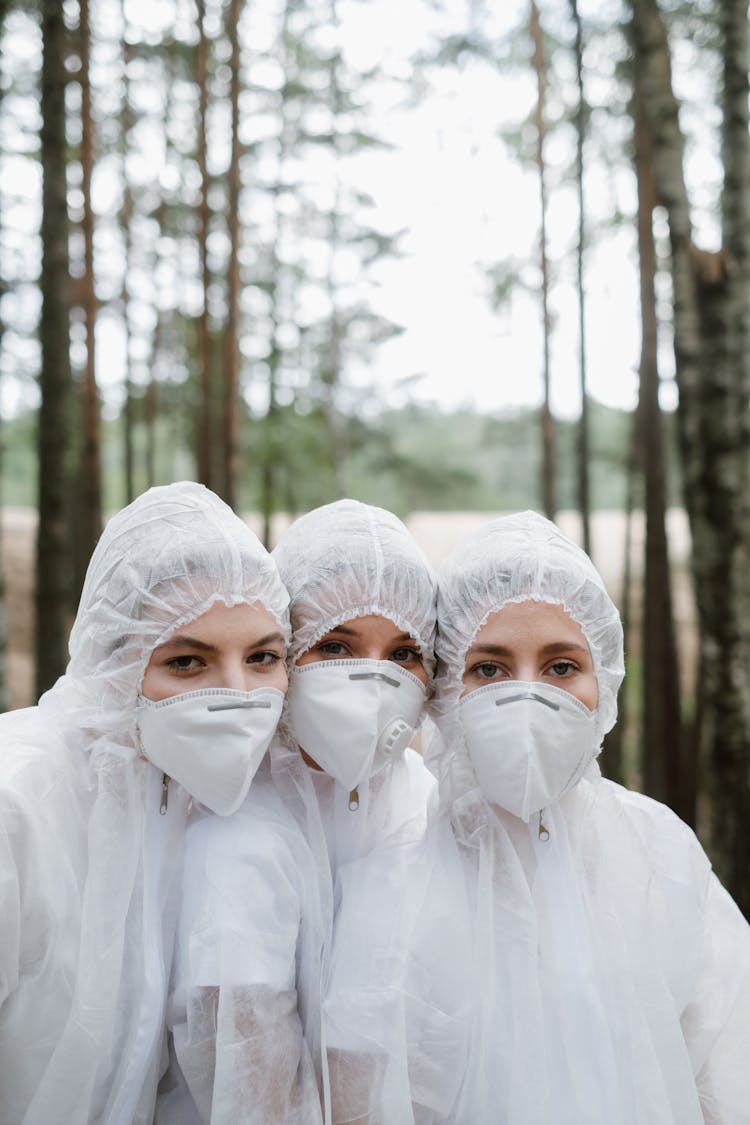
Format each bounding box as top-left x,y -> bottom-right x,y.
1,0 -> 749,915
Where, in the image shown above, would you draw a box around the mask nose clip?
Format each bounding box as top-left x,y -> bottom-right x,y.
494,691 -> 560,711
206,700 -> 272,712
349,671 -> 401,689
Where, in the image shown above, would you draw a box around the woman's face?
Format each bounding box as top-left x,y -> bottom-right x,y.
461,600 -> 598,710
141,601 -> 288,701
296,613 -> 428,686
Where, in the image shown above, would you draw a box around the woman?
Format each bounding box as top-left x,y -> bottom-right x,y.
0,481 -> 308,1124
272,499 -> 470,1125
427,510 -> 750,1124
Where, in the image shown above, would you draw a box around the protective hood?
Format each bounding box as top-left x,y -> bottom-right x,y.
424,511 -> 750,1124
270,500 -> 471,1123
272,498 -> 437,676
3,481 -> 289,1124
50,480 -> 290,740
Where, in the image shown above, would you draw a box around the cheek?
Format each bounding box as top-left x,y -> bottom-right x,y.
410,662 -> 429,687
270,664 -> 289,694
246,662 -> 288,693
140,666 -> 171,702
573,675 -> 598,711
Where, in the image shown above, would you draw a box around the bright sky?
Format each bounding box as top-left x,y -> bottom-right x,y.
353,84 -> 644,419
2,0 -> 703,421
339,0 -> 649,419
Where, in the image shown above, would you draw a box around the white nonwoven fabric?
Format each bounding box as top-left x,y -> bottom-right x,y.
426,509 -> 750,1123
286,659 -> 428,791
0,480 -> 290,1124
155,760 -> 325,1125
272,498 -> 437,674
272,499 -> 471,1124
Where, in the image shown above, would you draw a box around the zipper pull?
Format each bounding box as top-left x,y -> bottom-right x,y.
538,810 -> 549,841
160,772 -> 170,815
348,786 -> 359,811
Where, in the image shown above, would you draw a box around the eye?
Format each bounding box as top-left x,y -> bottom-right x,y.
165,655 -> 205,673
390,646 -> 422,665
473,661 -> 504,680
316,640 -> 349,657
546,659 -> 577,678
247,651 -> 282,667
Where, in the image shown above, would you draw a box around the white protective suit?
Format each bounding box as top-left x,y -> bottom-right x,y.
0,481 -> 313,1124
156,758 -> 324,1125
272,499 -> 471,1125
426,510 -> 750,1125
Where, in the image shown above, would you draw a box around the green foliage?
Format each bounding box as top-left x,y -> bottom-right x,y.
241,402 -> 343,515
1,409 -> 36,506
2,394 -> 682,518
2,397 -> 658,513
347,399 -> 680,514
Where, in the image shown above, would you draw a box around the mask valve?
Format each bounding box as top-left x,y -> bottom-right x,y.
377,716 -> 415,757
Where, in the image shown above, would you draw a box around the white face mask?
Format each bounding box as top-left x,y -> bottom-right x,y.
287,659 -> 427,793
136,687 -> 285,816
460,680 -> 600,821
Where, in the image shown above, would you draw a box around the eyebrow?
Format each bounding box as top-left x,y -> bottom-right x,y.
249,632 -> 286,649
157,630 -> 285,653
323,625 -> 415,643
467,641 -> 589,657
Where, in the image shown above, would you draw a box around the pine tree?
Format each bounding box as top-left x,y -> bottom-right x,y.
36,0 -> 73,697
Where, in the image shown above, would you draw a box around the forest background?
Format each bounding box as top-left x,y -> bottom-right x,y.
1,0 -> 750,917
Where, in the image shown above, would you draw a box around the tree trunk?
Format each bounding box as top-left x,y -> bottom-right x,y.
145,312 -> 162,487
0,439 -> 5,713
601,413 -> 639,786
259,1 -> 296,546
74,0 -> 102,599
195,0 -> 215,490
322,0 -> 348,497
121,214 -> 136,505
120,6 -> 135,504
37,0 -> 73,697
703,0 -> 750,905
629,0 -> 750,913
258,326 -> 278,552
0,1 -> 8,711
569,0 -> 591,555
260,311 -> 281,550
632,80 -> 686,820
222,0 -> 243,510
530,0 -> 555,519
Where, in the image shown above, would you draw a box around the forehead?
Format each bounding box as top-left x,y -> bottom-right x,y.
161,600 -> 280,645
470,600 -> 589,652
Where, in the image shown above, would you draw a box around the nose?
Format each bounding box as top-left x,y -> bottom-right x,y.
218,663 -> 249,692
513,662 -> 539,684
